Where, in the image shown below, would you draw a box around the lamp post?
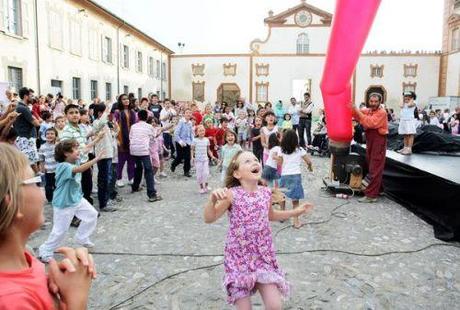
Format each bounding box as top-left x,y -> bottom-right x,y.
177,42 -> 185,54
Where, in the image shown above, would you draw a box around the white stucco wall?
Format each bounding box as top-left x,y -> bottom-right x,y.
255,26 -> 331,54
0,0 -> 37,90
171,56 -> 250,103
446,52 -> 460,96
0,0 -> 170,103
252,55 -> 325,107
355,55 -> 440,110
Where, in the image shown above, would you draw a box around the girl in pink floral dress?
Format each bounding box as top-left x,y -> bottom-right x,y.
204,151 -> 313,308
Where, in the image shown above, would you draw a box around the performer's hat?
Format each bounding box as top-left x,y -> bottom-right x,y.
403,91 -> 416,100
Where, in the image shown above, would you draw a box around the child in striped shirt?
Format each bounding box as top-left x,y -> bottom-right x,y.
38,127 -> 58,202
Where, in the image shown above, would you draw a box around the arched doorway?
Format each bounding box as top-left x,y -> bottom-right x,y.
364,85 -> 387,105
217,83 -> 240,107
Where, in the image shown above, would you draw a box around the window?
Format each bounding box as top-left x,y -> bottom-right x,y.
455,0 -> 460,9
192,81 -> 205,102
105,83 -> 112,101
51,80 -> 63,95
402,82 -> 417,93
7,66 -> 23,90
102,36 -> 112,63
370,65 -> 384,78
403,64 -> 418,78
72,77 -> 81,99
255,64 -> 269,77
48,10 -> 63,49
148,57 -> 154,76
162,91 -> 166,100
123,45 -> 129,68
123,85 -> 129,95
137,51 -> 143,72
138,88 -> 142,99
296,33 -> 309,54
156,60 -> 160,79
452,28 -> 460,51
70,19 -> 82,55
90,80 -> 98,100
161,62 -> 166,80
4,0 -> 21,35
255,82 -> 269,103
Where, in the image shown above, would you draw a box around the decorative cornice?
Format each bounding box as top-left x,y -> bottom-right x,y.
370,64 -> 384,78
264,1 -> 332,26
192,63 -> 205,76
223,63 -> 237,76
403,64 -> 418,78
255,63 -> 269,77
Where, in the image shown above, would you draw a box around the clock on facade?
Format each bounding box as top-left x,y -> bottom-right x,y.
294,10 -> 313,27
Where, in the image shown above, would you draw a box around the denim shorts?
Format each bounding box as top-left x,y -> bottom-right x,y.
262,166 -> 280,182
280,174 -> 304,200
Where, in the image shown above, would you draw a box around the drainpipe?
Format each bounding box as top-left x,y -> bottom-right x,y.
34,0 -> 41,93
116,21 -> 125,94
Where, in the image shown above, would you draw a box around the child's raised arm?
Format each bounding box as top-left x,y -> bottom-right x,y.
269,201 -> 314,222
204,188 -> 232,223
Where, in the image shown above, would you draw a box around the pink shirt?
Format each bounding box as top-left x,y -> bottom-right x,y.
0,252 -> 55,309
129,121 -> 155,156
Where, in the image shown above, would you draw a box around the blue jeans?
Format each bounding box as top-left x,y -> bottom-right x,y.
132,155 -> 156,198
97,158 -> 112,209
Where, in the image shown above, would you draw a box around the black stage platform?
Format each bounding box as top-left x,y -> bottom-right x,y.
352,144 -> 460,241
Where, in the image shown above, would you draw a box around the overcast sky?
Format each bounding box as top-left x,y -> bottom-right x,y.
94,0 -> 444,54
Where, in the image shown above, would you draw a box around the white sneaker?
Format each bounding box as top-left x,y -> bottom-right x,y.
92,188 -> 98,194
116,180 -> 125,188
159,172 -> 167,178
154,177 -> 161,184
128,179 -> 134,185
77,240 -> 95,248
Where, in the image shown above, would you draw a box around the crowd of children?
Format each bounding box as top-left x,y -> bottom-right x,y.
0,89 -> 318,309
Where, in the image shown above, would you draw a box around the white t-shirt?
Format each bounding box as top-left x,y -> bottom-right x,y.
281,147 -> 307,176
160,108 -> 177,128
266,146 -> 281,168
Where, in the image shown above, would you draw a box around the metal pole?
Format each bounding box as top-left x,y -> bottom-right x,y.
34,0 -> 41,94
160,51 -> 163,99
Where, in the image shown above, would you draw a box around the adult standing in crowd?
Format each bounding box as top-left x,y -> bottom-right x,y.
114,94 -> 137,187
398,91 -> 417,155
288,97 -> 300,131
171,108 -> 194,177
298,92 -> 314,148
160,98 -> 177,158
149,93 -> 162,120
13,87 -> 41,172
352,93 -> 388,203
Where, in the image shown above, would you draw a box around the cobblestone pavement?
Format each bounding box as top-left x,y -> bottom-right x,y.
29,156 -> 460,309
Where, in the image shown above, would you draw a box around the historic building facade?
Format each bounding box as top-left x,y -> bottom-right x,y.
170,1 -> 456,110
0,0 -> 172,102
440,0 -> 460,97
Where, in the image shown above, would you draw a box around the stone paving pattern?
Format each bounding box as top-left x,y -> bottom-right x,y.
29,156 -> 460,309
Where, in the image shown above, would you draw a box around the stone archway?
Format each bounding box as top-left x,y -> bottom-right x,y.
217,83 -> 240,107
364,85 -> 387,105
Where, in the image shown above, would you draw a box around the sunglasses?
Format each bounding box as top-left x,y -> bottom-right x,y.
21,176 -> 43,186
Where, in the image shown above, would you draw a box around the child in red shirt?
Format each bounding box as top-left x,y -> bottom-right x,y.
0,143 -> 96,309
204,118 -> 218,159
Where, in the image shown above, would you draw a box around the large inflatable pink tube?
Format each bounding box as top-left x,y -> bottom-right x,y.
320,0 -> 381,152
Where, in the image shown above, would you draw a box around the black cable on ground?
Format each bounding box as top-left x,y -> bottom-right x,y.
105,242 -> 460,309
90,199 -> 460,308
108,262 -> 223,309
